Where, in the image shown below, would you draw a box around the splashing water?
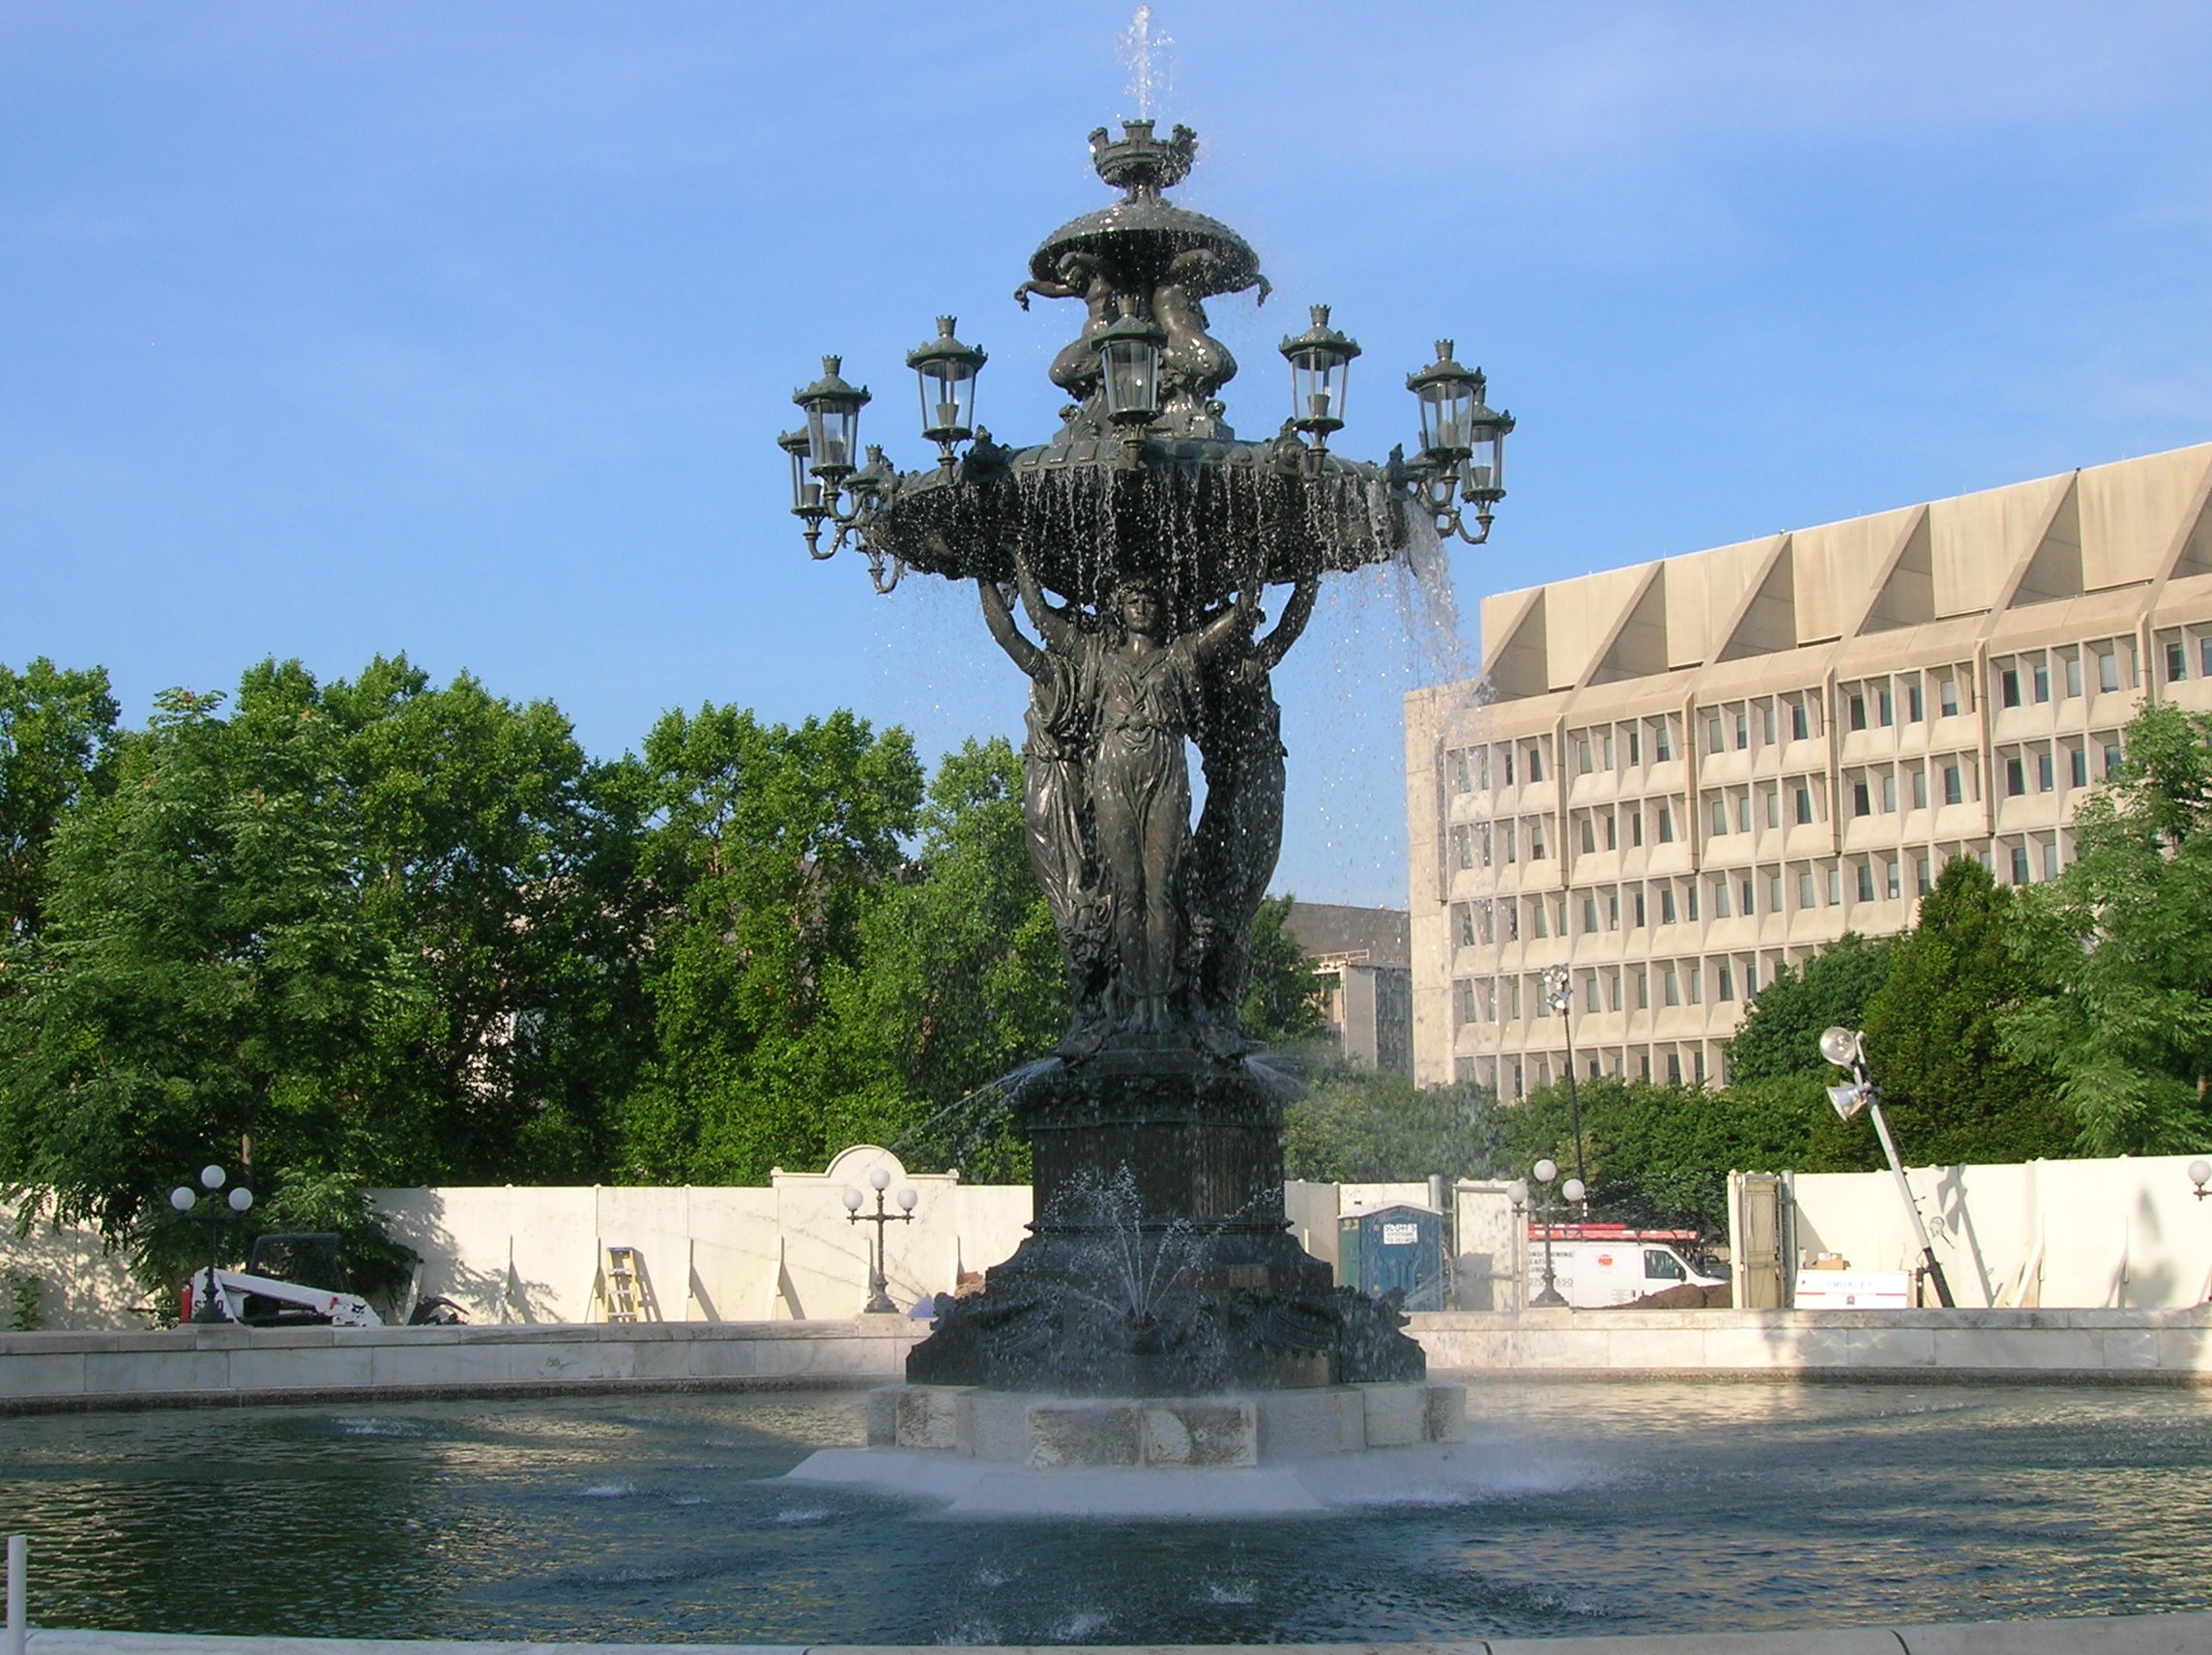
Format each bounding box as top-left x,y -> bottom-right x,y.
1120,7 -> 1175,121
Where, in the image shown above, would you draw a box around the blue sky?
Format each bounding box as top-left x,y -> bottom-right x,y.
9,3 -> 2212,905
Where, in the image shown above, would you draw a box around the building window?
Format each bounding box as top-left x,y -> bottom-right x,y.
1628,727 -> 1643,765
1877,687 -> 1894,727
1583,897 -> 1599,934
1944,764 -> 1964,805
2069,746 -> 2087,788
1687,963 -> 1702,1003
1630,809 -> 1644,847
1667,1053 -> 1683,1085
1763,787 -> 1781,829
1734,711 -> 1750,750
1530,821 -> 1548,858
1585,976 -> 1599,1014
1713,879 -> 1732,917
1852,780 -> 1872,816
1911,767 -> 1928,809
1707,714 -> 1725,753
1791,699 -> 1811,740
1882,771 -> 1898,813
1531,900 -> 1548,940
1855,862 -> 1875,902
1605,813 -> 1618,852
2098,649 -> 2120,693
2105,741 -> 2124,780
2038,751 -> 2054,792
1940,677 -> 1961,717
1711,798 -> 1729,836
1826,865 -> 1842,905
1501,822 -> 1517,862
1799,869 -> 1817,909
2168,639 -> 2188,682
1694,1051 -> 1707,1085
1686,884 -> 1701,921
1658,804 -> 1675,843
1636,969 -> 1649,1010
1794,784 -> 1814,825
2010,844 -> 2031,885
1745,877 -> 1760,915
1633,889 -> 1647,928
2034,660 -> 2051,703
2044,841 -> 2061,880
1608,971 -> 1622,1011
1769,872 -> 1784,912
1907,682 -> 1925,722
2000,667 -> 2021,709
1661,886 -> 1677,924
2202,636 -> 2212,679
1577,737 -> 1593,775
2005,757 -> 2026,797
1738,796 -> 1753,833
1527,744 -> 1545,782
1917,857 -> 1933,897
1603,732 -> 1616,769
1761,704 -> 1778,745
1476,903 -> 1495,944
1718,963 -> 1734,1002
1663,968 -> 1680,1007
2065,653 -> 2083,699
1607,893 -> 1621,930
1848,693 -> 1867,731
1581,816 -> 1597,854
1655,720 -> 1674,762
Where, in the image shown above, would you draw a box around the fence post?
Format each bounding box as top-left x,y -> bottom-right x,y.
7,1531 -> 25,1655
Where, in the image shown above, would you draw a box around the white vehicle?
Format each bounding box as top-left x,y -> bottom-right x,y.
180,1232 -> 383,1327
1526,1233 -> 1727,1308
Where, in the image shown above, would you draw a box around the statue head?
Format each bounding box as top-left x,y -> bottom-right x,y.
1114,577 -> 1164,639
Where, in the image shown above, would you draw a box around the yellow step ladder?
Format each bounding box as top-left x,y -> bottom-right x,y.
602,1245 -> 645,1322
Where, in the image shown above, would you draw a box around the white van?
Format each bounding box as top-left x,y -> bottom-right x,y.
1526,1237 -> 1726,1308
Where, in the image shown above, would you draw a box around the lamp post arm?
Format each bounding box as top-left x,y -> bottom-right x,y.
1866,1092 -> 1954,1308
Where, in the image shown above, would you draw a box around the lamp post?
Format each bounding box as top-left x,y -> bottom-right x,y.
1508,1159 -> 1586,1309
168,1164 -> 253,1323
1540,964 -> 1587,1204
843,1168 -> 917,1316
1818,1026 -> 1954,1308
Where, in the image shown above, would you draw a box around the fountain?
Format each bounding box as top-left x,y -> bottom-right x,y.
776,116 -> 1512,1483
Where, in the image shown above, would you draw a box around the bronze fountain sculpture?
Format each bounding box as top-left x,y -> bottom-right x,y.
781,118 -> 1511,1397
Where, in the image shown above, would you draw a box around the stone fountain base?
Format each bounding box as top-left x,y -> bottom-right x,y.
864,1379 -> 1464,1467
783,1379 -> 1476,1517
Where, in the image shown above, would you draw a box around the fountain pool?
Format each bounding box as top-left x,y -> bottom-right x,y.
7,1379 -> 2211,1644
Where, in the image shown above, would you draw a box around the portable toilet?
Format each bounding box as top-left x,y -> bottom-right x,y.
1338,1203 -> 1446,1311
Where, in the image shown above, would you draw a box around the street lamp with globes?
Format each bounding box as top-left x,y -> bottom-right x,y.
843,1167 -> 917,1316
1508,1159 -> 1585,1309
169,1164 -> 253,1323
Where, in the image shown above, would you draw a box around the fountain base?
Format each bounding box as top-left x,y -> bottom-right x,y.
863,1379 -> 1464,1466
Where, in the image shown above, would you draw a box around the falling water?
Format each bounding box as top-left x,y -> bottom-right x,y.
1120,7 -> 1176,122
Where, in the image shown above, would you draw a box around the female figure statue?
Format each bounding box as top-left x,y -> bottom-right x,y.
1189,575 -> 1319,1039
977,577 -> 1108,1034
1014,557 -> 1247,1038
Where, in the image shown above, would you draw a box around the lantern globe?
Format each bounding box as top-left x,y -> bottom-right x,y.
1093,312 -> 1169,428
792,356 -> 870,480
906,316 -> 987,450
1407,339 -> 1480,460
1279,304 -> 1360,443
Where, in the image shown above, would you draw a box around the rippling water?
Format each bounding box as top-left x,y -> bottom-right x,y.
5,1381 -> 2210,1643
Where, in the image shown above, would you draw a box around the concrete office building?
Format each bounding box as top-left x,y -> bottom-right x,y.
1404,442 -> 2212,1092
1284,902 -> 1414,1076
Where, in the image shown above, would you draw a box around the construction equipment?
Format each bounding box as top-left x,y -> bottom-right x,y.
178,1232 -> 382,1327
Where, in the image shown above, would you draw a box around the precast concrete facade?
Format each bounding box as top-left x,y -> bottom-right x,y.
1406,443 -> 2212,1091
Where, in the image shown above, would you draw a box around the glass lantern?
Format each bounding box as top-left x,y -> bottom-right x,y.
1093,311 -> 1168,428
778,428 -> 821,517
906,316 -> 987,458
1279,304 -> 1360,444
1461,374 -> 1513,502
1407,340 -> 1479,461
793,356 -> 870,481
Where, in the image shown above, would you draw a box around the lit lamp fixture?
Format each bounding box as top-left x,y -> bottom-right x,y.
1094,310 -> 1169,437
907,316 -> 988,467
1539,963 -> 1588,1197
169,1163 -> 254,1323
1406,340 -> 1513,544
2189,1159 -> 2210,1201
1279,305 -> 1360,467
843,1166 -> 917,1316
1819,1026 -> 1954,1308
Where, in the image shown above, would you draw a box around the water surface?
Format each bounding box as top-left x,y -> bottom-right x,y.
5,1381 -> 2210,1643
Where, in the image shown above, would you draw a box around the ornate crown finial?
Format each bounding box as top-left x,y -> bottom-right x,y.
1089,119 -> 1199,197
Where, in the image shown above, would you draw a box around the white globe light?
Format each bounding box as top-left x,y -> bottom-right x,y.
227,1187 -> 253,1212
169,1187 -> 196,1212
896,1188 -> 917,1212
1533,1158 -> 1557,1184
1562,1177 -> 1586,1205
842,1188 -> 863,1211
869,1168 -> 891,1191
2190,1159 -> 2212,1189
1819,1027 -> 1861,1069
1505,1180 -> 1529,1205
200,1165 -> 225,1190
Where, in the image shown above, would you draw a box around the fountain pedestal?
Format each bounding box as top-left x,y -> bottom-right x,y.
905,1048 -> 1428,1396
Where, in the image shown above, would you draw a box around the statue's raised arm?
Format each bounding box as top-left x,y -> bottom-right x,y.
1254,574 -> 1319,673
978,578 -> 1046,677
1011,548 -> 1078,653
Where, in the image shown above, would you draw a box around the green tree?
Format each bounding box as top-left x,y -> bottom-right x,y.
0,658 -> 120,941
1725,932 -> 1895,1082
1242,893 -> 1325,1042
0,667 -> 416,1263
1282,1061 -> 1502,1183
1861,856 -> 2073,1165
617,706 -> 922,1184
2003,704 -> 2212,1154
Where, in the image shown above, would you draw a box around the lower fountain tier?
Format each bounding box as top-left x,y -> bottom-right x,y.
867,1380 -> 1467,1467
903,1046 -> 1428,1395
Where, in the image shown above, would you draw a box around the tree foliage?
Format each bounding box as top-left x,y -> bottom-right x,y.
0,658 -> 120,941
1283,1058 -> 1502,1184
1725,932 -> 1895,1082
2002,704 -> 2212,1154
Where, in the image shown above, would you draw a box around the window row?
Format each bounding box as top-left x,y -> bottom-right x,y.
1480,1047 -> 1711,1096
1993,638 -> 2139,710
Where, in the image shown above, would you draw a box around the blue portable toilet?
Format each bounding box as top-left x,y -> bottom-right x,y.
1338,1203 -> 1447,1311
